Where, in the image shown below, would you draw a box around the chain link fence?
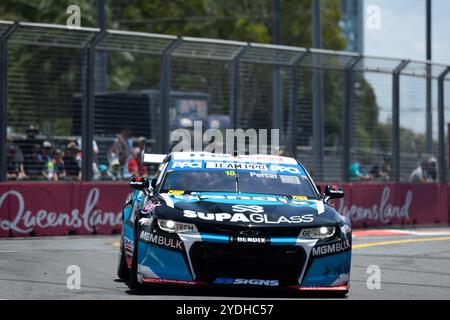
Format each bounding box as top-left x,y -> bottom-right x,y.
1,21 -> 449,183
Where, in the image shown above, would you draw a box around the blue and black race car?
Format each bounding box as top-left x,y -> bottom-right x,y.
117,152 -> 352,296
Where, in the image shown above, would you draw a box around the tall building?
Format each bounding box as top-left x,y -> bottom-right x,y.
340,0 -> 364,53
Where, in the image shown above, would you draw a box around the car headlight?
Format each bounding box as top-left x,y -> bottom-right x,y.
300,227 -> 336,240
157,219 -> 198,234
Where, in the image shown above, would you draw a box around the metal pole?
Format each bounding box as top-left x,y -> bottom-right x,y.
82,31 -> 107,181
343,55 -> 363,182
426,0 -> 432,153
272,0 -> 283,141
0,23 -> 18,182
392,60 -> 410,183
229,46 -> 248,130
160,39 -> 182,154
96,0 -> 107,92
312,0 -> 324,180
288,51 -> 309,158
437,67 -> 450,183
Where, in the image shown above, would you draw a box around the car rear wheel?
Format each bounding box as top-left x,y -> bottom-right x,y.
128,218 -> 144,291
117,236 -> 129,281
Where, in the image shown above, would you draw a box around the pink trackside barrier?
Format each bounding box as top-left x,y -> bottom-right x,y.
0,182 -> 129,237
329,183 -> 449,228
0,182 -> 449,237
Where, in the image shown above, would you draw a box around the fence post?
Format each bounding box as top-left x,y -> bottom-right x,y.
229,46 -> 248,130
288,51 -> 309,158
82,31 -> 106,182
392,60 -> 410,183
0,22 -> 18,182
437,66 -> 450,183
159,38 -> 182,154
343,55 -> 362,182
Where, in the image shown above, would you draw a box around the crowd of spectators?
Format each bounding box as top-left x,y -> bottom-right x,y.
6,125 -> 442,184
6,125 -> 151,182
350,156 -> 438,184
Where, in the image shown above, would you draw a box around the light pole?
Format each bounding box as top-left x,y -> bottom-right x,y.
96,0 -> 108,92
425,0 -> 432,154
312,0 -> 324,180
272,0 -> 283,150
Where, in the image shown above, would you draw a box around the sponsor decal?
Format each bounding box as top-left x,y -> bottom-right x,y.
0,188 -> 121,234
279,175 -> 300,184
139,231 -> 184,250
138,217 -> 152,226
230,236 -> 268,244
171,161 -> 202,169
312,239 -> 351,257
172,194 -> 319,209
206,162 -> 268,171
337,187 -> 412,224
232,205 -> 264,213
270,165 -> 301,175
183,210 -> 314,224
292,196 -> 308,201
168,190 -> 185,195
329,185 -> 344,195
239,230 -> 260,237
249,172 -> 277,179
214,278 -> 279,287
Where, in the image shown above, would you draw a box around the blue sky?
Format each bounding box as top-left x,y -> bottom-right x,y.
364,0 -> 450,64
362,0 -> 450,137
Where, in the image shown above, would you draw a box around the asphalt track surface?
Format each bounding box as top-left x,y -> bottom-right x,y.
0,228 -> 450,300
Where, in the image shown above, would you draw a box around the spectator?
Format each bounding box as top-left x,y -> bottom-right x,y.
350,160 -> 372,182
109,159 -> 122,180
76,137 -> 100,178
427,157 -> 438,182
97,164 -> 114,181
108,128 -> 133,178
53,149 -> 66,180
63,142 -> 82,181
380,156 -> 392,182
24,146 -> 45,180
409,160 -> 430,183
128,148 -> 148,178
16,125 -> 43,176
136,136 -> 147,152
39,141 -> 57,181
6,139 -> 27,181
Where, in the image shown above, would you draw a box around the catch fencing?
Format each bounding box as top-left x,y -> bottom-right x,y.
1,21 -> 449,183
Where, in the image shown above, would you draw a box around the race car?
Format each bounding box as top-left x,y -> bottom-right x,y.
117,152 -> 352,296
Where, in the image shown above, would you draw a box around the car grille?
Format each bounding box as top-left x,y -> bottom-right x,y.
190,243 -> 306,283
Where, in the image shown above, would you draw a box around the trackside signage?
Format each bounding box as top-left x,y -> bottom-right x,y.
0,183 -> 128,237
0,182 -> 449,237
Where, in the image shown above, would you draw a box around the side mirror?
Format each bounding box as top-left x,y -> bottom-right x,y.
316,185 -> 322,194
129,177 -> 149,191
324,185 -> 344,199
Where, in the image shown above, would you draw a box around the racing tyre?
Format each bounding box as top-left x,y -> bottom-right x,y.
117,236 -> 129,281
129,218 -> 144,291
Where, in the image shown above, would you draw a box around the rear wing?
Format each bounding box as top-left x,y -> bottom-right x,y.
142,153 -> 167,165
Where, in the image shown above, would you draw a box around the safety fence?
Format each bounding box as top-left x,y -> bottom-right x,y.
0,182 -> 448,237
1,21 -> 450,183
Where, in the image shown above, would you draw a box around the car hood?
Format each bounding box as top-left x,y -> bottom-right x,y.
154,192 -> 340,227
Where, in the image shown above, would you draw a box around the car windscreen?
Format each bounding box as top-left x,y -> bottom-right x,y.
160,160 -> 318,198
